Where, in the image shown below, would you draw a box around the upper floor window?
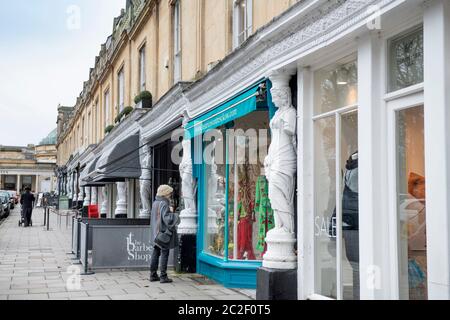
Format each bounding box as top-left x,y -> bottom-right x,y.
173,0 -> 181,83
388,26 -> 424,92
233,0 -> 253,48
104,89 -> 110,127
87,112 -> 91,145
139,45 -> 146,91
118,67 -> 125,112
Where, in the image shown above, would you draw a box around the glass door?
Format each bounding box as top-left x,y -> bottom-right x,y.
387,96 -> 427,300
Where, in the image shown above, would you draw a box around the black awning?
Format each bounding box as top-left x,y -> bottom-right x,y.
80,156 -> 103,187
92,133 -> 142,183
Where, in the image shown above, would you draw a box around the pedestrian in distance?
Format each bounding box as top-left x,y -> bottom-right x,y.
20,187 -> 35,227
150,184 -> 179,284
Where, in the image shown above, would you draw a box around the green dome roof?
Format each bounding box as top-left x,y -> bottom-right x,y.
39,128 -> 57,145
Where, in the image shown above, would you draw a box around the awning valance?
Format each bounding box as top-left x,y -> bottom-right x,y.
80,156 -> 103,187
185,79 -> 267,139
91,133 -> 142,183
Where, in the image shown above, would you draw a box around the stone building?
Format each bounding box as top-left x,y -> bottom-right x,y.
56,0 -> 450,300
0,129 -> 57,193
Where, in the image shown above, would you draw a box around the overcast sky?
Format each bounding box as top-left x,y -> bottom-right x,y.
0,0 -> 124,146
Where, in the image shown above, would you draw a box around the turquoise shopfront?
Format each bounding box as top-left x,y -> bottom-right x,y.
186,79 -> 276,288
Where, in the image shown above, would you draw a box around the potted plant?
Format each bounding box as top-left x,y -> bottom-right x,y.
134,91 -> 153,109
105,125 -> 114,135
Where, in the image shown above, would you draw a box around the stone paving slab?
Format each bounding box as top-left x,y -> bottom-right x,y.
0,207 -> 255,300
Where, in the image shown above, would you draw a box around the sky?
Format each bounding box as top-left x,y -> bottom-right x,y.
0,0 -> 124,146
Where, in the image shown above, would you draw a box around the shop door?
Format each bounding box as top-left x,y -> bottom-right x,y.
387,91 -> 427,300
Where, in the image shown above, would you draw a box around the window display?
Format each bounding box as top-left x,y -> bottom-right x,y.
396,105 -> 427,300
204,111 -> 273,261
313,57 -> 359,300
389,26 -> 424,92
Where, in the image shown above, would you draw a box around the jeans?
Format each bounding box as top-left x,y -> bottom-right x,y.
150,246 -> 170,277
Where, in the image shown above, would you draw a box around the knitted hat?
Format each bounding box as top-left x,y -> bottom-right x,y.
157,185 -> 174,198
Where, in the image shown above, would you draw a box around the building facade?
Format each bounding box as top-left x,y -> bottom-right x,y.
56,0 -> 450,300
0,130 -> 57,194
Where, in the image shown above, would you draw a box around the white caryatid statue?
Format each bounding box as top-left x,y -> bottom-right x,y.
139,145 -> 151,218
67,174 -> 72,199
178,130 -> 198,234
263,69 -> 297,270
83,187 -> 91,207
115,182 -> 127,217
207,141 -> 220,235
100,186 -> 108,217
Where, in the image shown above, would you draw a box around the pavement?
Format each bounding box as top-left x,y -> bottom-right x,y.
0,207 -> 255,300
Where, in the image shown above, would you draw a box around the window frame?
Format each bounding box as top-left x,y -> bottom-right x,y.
172,0 -> 182,84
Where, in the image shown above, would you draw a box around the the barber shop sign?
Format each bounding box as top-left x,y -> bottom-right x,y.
126,232 -> 152,262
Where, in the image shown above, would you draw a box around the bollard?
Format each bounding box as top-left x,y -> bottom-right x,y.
43,207 -> 47,226
81,223 -> 95,275
46,207 -> 50,231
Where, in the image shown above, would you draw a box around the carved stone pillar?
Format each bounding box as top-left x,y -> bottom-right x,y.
83,187 -> 91,207
90,187 -> 97,205
262,70 -> 297,270
115,182 -> 127,218
100,186 -> 108,218
139,145 -> 151,218
178,135 -> 197,234
175,113 -> 198,273
257,69 -> 297,300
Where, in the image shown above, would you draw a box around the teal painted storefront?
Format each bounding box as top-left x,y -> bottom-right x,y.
187,79 -> 275,289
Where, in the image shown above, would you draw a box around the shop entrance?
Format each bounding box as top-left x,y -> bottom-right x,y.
151,139 -> 181,212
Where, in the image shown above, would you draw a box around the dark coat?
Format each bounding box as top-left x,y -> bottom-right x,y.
150,196 -> 179,249
20,191 -> 35,209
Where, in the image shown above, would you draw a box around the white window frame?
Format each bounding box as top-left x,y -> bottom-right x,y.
118,68 -> 125,112
385,85 -> 425,300
173,0 -> 181,83
233,0 -> 253,49
139,45 -> 146,91
104,89 -> 110,127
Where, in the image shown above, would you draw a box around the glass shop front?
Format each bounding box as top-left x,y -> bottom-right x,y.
309,24 -> 426,300
186,79 -> 290,288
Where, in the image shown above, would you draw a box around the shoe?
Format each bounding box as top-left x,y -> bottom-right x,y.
160,277 -> 173,284
150,272 -> 160,282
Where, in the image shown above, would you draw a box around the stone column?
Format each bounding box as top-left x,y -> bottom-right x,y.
91,187 -> 98,205
139,144 -> 151,218
83,187 -> 91,207
424,0 -> 450,299
178,136 -> 198,234
17,175 -> 21,194
35,175 -> 40,193
115,182 -> 127,218
257,69 -> 297,300
175,113 -> 198,273
100,186 -> 108,218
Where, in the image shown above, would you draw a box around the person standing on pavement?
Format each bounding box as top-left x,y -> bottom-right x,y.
20,187 -> 35,227
150,185 -> 179,283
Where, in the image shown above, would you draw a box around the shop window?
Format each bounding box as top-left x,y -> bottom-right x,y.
388,26 -> 424,92
313,57 -> 359,300
396,105 -> 427,300
204,111 -> 271,261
